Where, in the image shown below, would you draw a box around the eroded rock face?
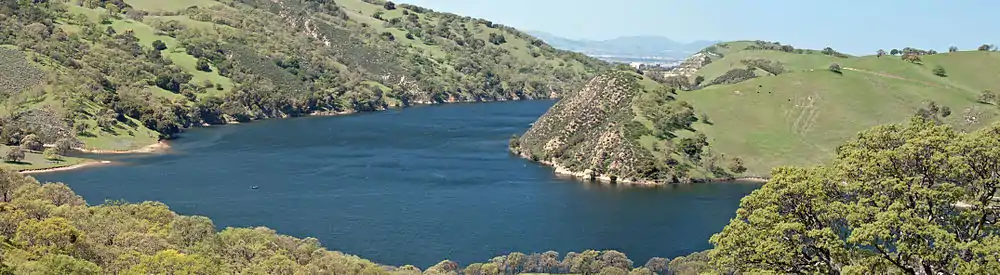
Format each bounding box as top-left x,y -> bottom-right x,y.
511,72 -> 654,184
662,52 -> 714,78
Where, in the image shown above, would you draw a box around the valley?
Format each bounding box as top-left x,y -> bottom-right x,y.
2,0 -> 999,274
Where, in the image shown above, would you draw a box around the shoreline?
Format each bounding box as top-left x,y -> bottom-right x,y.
75,141 -> 170,154
18,160 -> 112,175
514,151 -> 770,185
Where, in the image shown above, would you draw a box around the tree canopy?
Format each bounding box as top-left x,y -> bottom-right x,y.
710,117 -> 1000,274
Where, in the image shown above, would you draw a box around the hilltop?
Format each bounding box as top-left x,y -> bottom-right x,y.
517,40 -> 1000,181
0,0 -> 609,171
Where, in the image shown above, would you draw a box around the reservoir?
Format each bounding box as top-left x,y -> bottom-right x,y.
33,100 -> 760,268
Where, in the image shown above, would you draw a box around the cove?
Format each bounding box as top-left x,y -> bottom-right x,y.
33,100 -> 760,268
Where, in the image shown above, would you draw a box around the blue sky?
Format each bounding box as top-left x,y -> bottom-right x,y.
399,0 -> 997,55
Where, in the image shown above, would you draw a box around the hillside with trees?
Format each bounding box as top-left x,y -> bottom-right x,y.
510,70 -> 742,184
648,41 -> 1000,176
0,0 -> 608,171
515,40 -> 1000,182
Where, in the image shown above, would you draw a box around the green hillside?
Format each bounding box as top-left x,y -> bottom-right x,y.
0,0 -> 608,171
677,41 -> 1000,175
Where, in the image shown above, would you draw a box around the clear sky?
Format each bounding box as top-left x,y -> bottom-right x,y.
399,0 -> 997,55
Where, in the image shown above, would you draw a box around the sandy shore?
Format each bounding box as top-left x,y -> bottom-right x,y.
75,141 -> 170,154
18,160 -> 112,175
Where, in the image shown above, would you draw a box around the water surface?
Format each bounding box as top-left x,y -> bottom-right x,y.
35,100 -> 760,267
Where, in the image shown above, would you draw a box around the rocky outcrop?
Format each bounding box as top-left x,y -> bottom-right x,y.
510,72 -> 658,184
661,52 -> 717,78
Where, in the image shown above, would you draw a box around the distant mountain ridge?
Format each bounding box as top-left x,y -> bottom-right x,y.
529,31 -> 720,61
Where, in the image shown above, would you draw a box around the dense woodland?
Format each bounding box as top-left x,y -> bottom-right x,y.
0,0 -> 607,149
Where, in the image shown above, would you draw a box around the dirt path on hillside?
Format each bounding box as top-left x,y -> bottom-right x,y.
842,67 -> 945,88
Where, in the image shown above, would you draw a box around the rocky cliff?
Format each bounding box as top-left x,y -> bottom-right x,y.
661,52 -> 717,78
510,72 -> 662,184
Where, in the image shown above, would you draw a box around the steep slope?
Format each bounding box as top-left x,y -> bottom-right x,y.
511,71 -> 736,184
0,0 -> 609,171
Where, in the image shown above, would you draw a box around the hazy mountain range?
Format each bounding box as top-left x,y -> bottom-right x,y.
528,31 -> 719,63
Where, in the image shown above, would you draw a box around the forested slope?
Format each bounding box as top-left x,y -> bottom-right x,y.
0,0 -> 608,170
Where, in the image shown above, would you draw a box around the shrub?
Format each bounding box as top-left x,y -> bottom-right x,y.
740,59 -> 784,75
949,46 -> 958,52
728,157 -> 747,174
932,65 -> 947,77
902,53 -> 922,63
708,68 -> 756,85
380,32 -> 395,41
488,33 -> 506,45
979,44 -> 993,51
196,59 -> 211,72
821,47 -> 849,58
828,63 -> 842,73
54,138 -> 74,155
980,90 -> 997,104
384,1 -> 396,10
152,40 -> 167,51
43,147 -> 59,160
693,75 -> 705,86
20,134 -> 43,151
4,146 -> 25,163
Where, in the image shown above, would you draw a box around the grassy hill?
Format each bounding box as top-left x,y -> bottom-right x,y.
675,42 -> 1000,175
0,0 -> 608,171
517,40 -> 1000,181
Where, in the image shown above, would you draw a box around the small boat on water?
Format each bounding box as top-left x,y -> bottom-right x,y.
251,186 -> 259,190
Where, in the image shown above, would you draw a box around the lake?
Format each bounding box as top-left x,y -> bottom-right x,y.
33,100 -> 760,268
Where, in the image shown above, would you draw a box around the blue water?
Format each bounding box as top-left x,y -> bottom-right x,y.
33,100 -> 759,268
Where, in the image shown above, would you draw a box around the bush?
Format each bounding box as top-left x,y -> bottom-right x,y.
54,138 -> 74,155
488,33 -> 506,45
152,40 -> 167,51
821,47 -> 849,58
20,134 -> 43,151
828,63 -> 842,73
4,146 -> 25,163
380,32 -> 395,41
979,44 -> 993,51
740,59 -> 784,75
980,90 -> 997,104
384,1 -> 396,10
728,157 -> 747,174
43,148 -> 60,160
949,46 -> 958,52
932,65 -> 947,77
708,68 -> 756,85
693,75 -> 705,86
196,59 -> 211,72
